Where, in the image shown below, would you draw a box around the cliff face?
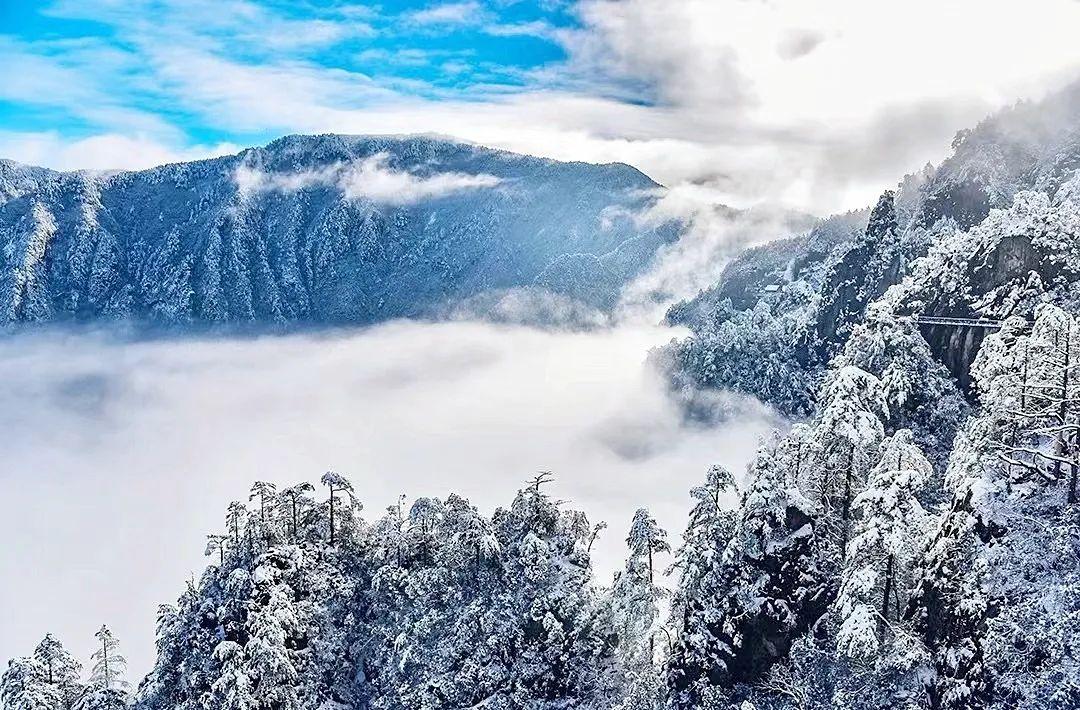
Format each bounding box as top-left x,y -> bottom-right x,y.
918,234 -> 1043,390
815,191 -> 903,352
0,135 -> 678,328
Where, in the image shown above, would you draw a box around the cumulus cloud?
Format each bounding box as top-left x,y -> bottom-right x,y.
232,154 -> 502,204
0,321 -> 779,677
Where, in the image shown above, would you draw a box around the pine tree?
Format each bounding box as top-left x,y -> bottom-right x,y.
666,465 -> 740,706
276,482 -> 314,542
248,481 -> 278,546
805,365 -> 888,564
320,470 -> 356,547
1,656 -> 60,710
995,305 -> 1080,496
32,635 -> 82,709
836,430 -> 933,658
225,502 -> 246,551
210,641 -> 255,710
205,534 -> 228,566
246,563 -> 300,710
88,626 -> 126,692
611,509 -> 669,710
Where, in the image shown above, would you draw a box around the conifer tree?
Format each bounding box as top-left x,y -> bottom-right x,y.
277,482 -> 314,542
320,470 -> 355,547
1,656 -> 60,710
248,481 -> 278,546
88,626 -> 126,692
836,430 -> 933,658
611,509 -> 669,710
32,635 -> 82,710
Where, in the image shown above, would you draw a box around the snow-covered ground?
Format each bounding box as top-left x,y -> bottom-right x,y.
0,320 -> 778,677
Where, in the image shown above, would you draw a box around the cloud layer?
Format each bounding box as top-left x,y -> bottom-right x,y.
0,321 -> 778,677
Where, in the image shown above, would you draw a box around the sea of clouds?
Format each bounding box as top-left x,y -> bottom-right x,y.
0,319 -> 780,675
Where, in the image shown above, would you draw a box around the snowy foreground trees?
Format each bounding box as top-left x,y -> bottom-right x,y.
2,629 -> 127,710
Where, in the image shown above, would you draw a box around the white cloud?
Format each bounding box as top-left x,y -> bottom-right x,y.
560,0 -> 1080,209
407,1 -> 487,26
10,0 -> 1080,216
232,162 -> 339,195
232,154 -> 502,204
0,131 -> 238,172
0,321 -> 778,677
339,153 -> 501,204
616,185 -> 816,322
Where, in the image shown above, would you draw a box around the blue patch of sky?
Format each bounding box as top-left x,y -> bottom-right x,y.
0,0 -> 584,144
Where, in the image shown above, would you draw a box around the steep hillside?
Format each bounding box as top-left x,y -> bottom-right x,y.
660,82 -> 1080,416
0,135 -> 678,328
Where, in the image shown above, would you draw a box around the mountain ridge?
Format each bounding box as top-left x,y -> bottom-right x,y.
0,134 -> 660,186
0,134 -> 680,329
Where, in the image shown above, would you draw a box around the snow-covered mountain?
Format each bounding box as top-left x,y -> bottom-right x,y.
661,82 -> 1080,417
0,135 -> 678,328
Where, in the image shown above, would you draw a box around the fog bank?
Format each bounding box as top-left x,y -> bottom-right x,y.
0,320 -> 780,677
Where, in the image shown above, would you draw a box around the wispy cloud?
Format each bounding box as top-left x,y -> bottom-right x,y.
0,131 -> 238,172
233,153 -> 502,205
339,153 -> 502,204
45,0 -> 373,52
407,1 -> 489,27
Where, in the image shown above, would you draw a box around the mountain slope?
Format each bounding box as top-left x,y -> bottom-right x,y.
0,135 -> 678,328
660,82 -> 1080,416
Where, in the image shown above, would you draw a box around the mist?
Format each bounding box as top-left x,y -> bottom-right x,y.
0,319 -> 781,679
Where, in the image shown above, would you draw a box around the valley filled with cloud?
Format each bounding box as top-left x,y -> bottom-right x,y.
0,319 -> 778,673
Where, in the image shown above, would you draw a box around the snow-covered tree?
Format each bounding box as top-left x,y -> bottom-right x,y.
205,534 -> 228,566
225,502 -> 246,551
320,470 -> 357,547
88,627 -> 126,693
836,430 -> 933,658
610,509 -> 669,709
276,482 -> 314,543
804,365 -> 888,562
246,557 -> 301,710
30,635 -> 82,710
210,641 -> 255,710
248,481 -> 278,546
1,656 -> 60,710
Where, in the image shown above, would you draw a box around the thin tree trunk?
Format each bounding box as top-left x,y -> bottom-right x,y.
1069,420 -> 1079,505
881,554 -> 894,632
841,445 -> 854,562
102,639 -> 109,691
328,484 -> 336,546
292,496 -> 298,540
1057,322 -> 1071,482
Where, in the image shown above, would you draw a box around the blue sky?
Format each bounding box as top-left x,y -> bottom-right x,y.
4,0 -> 1080,214
0,1 -> 591,149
